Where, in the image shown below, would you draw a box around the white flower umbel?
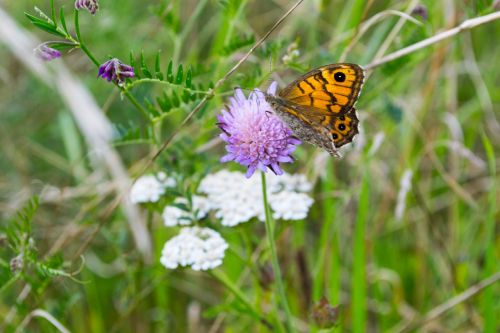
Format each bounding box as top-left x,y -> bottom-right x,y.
198,170 -> 314,226
160,227 -> 228,271
162,195 -> 212,227
270,191 -> 314,220
198,170 -> 263,226
267,172 -> 313,193
130,172 -> 176,204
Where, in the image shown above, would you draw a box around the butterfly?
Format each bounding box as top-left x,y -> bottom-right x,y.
265,63 -> 365,156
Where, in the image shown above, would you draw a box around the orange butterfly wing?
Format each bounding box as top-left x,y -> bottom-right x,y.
278,63 -> 365,115
327,108 -> 360,147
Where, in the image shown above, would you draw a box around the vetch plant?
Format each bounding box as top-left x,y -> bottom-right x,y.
98,58 -> 135,86
74,0 -> 99,15
33,43 -> 61,61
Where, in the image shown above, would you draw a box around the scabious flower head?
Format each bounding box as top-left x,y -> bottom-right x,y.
217,83 -> 300,178
160,227 -> 228,271
34,44 -> 61,61
130,172 -> 176,204
75,0 -> 99,15
98,58 -> 135,86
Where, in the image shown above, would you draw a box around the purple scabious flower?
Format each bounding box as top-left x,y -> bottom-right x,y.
217,82 -> 301,178
98,58 -> 135,86
75,0 -> 99,15
34,44 -> 61,61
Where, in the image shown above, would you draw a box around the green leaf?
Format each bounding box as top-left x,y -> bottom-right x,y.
140,52 -> 152,79
16,197 -> 39,234
33,21 -> 66,37
175,64 -> 184,84
113,122 -> 151,143
49,42 -> 76,51
171,202 -> 190,212
185,67 -> 192,88
25,13 -> 65,38
157,92 -> 172,112
155,52 -> 161,72
171,91 -> 181,108
74,8 -> 82,41
167,60 -> 174,82
59,8 -> 68,34
50,0 -> 57,26
144,98 -> 159,117
155,52 -> 163,80
181,90 -> 190,104
196,102 -> 209,119
221,34 -> 255,56
129,51 -> 138,78
2,196 -> 39,250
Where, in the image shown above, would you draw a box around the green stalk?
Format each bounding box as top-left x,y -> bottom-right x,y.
313,159 -> 341,307
352,168 -> 369,333
481,133 -> 498,333
210,269 -> 273,330
74,10 -> 99,67
261,172 -> 295,333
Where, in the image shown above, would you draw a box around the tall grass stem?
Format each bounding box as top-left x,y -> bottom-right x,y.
261,172 -> 295,333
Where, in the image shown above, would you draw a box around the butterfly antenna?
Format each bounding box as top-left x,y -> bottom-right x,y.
233,86 -> 252,94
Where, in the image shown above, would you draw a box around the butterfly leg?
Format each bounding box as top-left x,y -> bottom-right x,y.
327,132 -> 341,158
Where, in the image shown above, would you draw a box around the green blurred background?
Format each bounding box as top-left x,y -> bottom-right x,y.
0,0 -> 499,332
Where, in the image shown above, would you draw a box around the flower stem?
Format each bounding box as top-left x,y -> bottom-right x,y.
210,269 -> 273,330
73,10 -> 99,66
122,90 -> 150,122
261,172 -> 294,333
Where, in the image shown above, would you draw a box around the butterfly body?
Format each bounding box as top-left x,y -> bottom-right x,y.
265,63 -> 365,156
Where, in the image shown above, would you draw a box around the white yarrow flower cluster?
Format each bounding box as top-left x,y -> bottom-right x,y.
198,170 -> 314,226
270,191 -> 313,220
130,172 -> 176,204
143,170 -> 313,271
160,227 -> 228,271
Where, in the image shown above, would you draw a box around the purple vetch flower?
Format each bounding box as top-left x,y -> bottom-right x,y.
411,4 -> 428,21
75,0 -> 99,15
34,44 -> 61,61
98,58 -> 135,86
217,83 -> 301,178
